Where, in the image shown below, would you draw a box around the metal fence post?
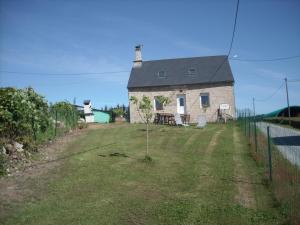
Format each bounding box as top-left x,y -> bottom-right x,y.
254,118 -> 258,152
267,126 -> 272,181
244,112 -> 246,135
248,112 -> 251,139
54,109 -> 58,137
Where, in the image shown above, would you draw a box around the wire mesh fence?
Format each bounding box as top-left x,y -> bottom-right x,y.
237,109 -> 300,224
32,106 -> 80,145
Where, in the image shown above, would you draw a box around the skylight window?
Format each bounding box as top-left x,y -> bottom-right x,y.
157,71 -> 167,78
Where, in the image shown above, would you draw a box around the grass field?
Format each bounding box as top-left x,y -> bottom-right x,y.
1,123 -> 286,225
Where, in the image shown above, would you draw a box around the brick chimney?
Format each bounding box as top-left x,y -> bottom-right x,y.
133,45 -> 142,68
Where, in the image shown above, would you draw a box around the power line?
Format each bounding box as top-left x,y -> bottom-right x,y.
229,54 -> 300,62
256,82 -> 284,102
209,0 -> 239,82
288,79 -> 300,82
228,0 -> 240,56
0,70 -> 130,76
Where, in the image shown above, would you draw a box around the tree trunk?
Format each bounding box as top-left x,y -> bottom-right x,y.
146,122 -> 149,156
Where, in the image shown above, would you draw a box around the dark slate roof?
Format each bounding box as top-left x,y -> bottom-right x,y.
83,100 -> 91,105
127,55 -> 234,88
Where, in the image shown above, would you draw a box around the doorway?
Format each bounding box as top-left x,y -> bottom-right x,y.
177,95 -> 186,114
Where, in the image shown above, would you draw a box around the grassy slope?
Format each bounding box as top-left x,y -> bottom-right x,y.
2,123 -> 285,225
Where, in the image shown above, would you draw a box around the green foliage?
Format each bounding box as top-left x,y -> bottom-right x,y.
0,87 -> 51,144
0,151 -> 7,176
130,95 -> 170,158
143,155 -> 153,162
130,95 -> 153,123
50,101 -> 79,129
112,107 -> 125,117
130,95 -> 171,124
155,95 -> 171,107
264,117 -> 300,129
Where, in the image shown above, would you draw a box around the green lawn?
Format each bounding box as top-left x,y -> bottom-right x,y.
2,123 -> 285,225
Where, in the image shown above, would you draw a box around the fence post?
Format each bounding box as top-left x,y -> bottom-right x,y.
244,112 -> 246,135
248,112 -> 251,139
267,126 -> 272,181
54,109 -> 58,137
254,117 -> 258,152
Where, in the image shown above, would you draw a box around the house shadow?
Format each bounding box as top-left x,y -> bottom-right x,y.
272,136 -> 300,146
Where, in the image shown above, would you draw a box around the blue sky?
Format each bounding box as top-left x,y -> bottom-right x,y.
0,0 -> 299,114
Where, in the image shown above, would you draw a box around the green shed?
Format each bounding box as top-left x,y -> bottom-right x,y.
93,110 -> 110,123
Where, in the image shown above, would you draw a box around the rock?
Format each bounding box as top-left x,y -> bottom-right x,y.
6,144 -> 14,154
6,168 -> 10,173
25,151 -> 32,157
14,142 -> 24,152
2,146 -> 6,154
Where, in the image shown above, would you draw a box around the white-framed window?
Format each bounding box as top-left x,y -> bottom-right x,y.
200,93 -> 210,108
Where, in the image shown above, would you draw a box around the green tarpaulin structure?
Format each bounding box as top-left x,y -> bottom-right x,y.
264,106 -> 300,118
93,110 -> 110,123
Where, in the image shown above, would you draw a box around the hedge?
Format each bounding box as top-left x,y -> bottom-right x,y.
263,117 -> 300,129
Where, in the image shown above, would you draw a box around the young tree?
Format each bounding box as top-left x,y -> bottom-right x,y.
130,95 -> 170,159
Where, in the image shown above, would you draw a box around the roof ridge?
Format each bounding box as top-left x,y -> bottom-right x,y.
143,55 -> 228,63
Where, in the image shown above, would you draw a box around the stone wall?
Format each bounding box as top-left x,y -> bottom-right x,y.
128,83 -> 235,123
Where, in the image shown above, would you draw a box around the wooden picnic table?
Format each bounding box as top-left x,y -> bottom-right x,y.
154,113 -> 190,125
155,113 -> 174,125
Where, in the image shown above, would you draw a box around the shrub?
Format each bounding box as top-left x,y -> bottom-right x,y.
50,101 -> 79,129
263,117 -> 300,129
0,87 -> 51,148
0,151 -> 7,176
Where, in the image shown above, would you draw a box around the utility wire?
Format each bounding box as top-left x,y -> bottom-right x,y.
256,82 -> 284,102
0,70 -> 130,76
209,0 -> 239,82
229,54 -> 300,62
288,79 -> 300,82
227,0 -> 240,57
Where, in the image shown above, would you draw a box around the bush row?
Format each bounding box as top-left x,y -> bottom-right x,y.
0,87 -> 80,175
263,117 -> 300,129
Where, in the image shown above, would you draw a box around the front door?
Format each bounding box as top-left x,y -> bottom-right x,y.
177,95 -> 186,114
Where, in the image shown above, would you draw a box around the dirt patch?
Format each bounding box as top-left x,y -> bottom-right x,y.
233,126 -> 256,208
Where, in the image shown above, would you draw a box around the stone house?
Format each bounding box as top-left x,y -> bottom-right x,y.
127,46 -> 235,123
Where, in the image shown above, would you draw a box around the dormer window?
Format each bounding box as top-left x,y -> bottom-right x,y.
187,68 -> 196,76
157,71 -> 167,78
